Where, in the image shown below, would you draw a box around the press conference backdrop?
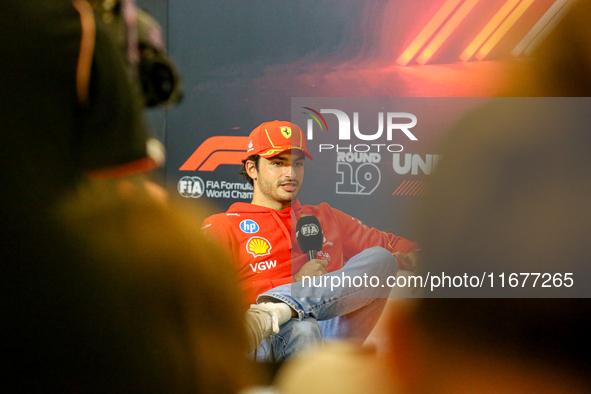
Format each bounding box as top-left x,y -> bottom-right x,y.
173,97 -> 488,237
159,0 -> 559,236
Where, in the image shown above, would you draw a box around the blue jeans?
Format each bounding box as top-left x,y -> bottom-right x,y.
255,246 -> 397,361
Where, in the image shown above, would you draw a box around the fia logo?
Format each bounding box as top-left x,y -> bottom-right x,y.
301,223 -> 319,236
240,220 -> 259,234
178,176 -> 205,198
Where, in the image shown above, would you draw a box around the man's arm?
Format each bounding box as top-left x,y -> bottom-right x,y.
331,207 -> 421,270
201,216 -> 233,257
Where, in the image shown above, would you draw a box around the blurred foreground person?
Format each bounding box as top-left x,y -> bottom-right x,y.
386,2 -> 591,393
0,0 -> 164,215
2,2 -> 257,391
385,112 -> 591,391
3,184 -> 254,393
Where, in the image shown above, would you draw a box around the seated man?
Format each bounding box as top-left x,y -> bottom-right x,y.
203,121 -> 420,361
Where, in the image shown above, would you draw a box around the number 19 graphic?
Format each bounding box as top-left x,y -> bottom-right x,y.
336,163 -> 381,195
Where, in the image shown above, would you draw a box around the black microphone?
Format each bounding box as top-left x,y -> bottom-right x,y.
296,215 -> 323,260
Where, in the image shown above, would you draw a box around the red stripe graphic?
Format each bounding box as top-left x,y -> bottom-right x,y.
400,180 -> 418,195
416,182 -> 429,196
398,180 -> 414,195
392,180 -> 410,195
393,181 -> 427,196
405,181 -> 424,196
401,181 -> 414,196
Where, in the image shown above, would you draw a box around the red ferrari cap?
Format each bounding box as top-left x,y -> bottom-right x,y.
245,120 -> 313,160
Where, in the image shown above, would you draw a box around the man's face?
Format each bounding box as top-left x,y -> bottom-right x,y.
248,150 -> 305,210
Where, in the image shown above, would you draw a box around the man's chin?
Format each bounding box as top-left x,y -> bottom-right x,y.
289,188 -> 300,200
277,190 -> 298,204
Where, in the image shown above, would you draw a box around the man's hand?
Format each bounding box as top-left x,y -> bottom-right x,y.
394,251 -> 421,271
395,251 -> 423,294
293,259 -> 328,282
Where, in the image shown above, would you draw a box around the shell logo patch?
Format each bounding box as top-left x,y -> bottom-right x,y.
280,126 -> 291,139
246,237 -> 272,258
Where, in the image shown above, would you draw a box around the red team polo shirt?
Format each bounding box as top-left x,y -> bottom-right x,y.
203,199 -> 420,304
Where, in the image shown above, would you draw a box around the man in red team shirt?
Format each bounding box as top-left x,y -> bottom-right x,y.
202,120 -> 420,360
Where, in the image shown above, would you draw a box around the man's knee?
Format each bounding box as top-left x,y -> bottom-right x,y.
362,246 -> 398,277
281,317 -> 323,343
271,317 -> 323,360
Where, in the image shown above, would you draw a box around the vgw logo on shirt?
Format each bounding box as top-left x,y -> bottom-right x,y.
249,260 -> 277,273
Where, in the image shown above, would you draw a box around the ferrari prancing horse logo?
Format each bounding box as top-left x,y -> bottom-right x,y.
280,126 -> 291,139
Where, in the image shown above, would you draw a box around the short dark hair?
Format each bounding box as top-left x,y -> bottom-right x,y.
239,155 -> 260,186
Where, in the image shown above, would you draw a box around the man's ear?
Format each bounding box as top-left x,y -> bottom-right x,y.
245,160 -> 258,182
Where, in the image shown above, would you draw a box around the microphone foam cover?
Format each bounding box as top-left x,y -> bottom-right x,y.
296,215 -> 323,253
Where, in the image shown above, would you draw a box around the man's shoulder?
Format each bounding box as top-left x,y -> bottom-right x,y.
201,211 -> 240,239
203,211 -> 231,224
302,201 -> 331,209
202,202 -> 268,225
302,202 -> 345,216
203,209 -> 242,226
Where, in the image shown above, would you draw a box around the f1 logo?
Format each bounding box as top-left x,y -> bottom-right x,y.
180,136 -> 248,172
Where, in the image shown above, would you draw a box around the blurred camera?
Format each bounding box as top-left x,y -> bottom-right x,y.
89,0 -> 182,108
